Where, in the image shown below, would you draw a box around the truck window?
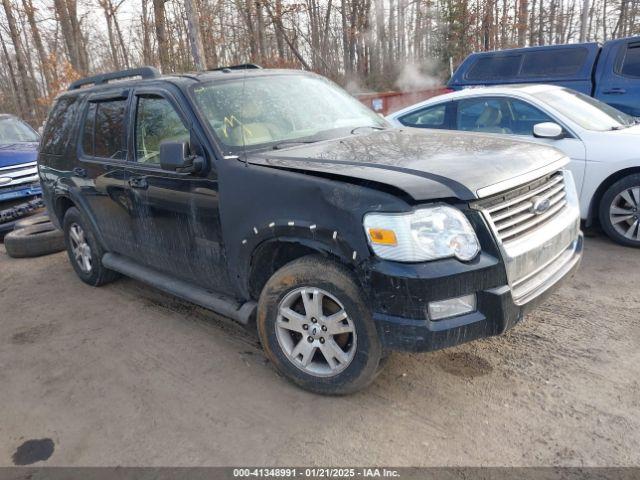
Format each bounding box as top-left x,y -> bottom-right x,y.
619,44 -> 640,78
466,56 -> 521,80
134,95 -> 189,165
520,48 -> 588,77
41,96 -> 81,155
81,99 -> 127,160
398,104 -> 446,128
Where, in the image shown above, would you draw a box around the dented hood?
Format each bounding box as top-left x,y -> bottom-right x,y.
248,128 -> 567,201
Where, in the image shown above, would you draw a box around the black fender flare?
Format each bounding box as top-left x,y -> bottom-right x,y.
52,186 -> 109,251
235,220 -> 370,299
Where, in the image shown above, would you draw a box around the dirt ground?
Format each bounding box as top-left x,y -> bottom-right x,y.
0,234 -> 638,467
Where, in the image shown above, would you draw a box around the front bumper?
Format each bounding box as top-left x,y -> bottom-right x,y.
0,196 -> 44,234
368,233 -> 583,352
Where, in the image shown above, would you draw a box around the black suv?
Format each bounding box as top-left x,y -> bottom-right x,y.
38,66 -> 583,394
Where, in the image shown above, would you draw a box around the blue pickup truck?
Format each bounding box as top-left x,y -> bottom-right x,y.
0,114 -> 42,233
448,37 -> 640,116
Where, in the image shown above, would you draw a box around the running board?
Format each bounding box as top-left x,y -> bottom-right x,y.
102,253 -> 256,325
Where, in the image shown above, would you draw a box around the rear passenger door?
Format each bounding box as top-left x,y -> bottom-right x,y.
77,92 -> 135,254
125,87 -> 230,294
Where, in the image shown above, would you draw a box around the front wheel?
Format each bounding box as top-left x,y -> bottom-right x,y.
257,255 -> 383,395
599,174 -> 640,248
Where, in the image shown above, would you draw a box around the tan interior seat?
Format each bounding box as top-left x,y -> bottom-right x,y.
475,105 -> 512,134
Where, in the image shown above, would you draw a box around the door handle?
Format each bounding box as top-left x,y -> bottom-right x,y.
128,176 -> 148,189
72,167 -> 87,178
603,88 -> 626,94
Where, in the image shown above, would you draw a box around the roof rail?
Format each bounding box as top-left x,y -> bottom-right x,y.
68,66 -> 161,91
209,63 -> 262,73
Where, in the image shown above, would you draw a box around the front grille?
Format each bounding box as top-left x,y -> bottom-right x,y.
0,161 -> 39,189
475,171 -> 568,243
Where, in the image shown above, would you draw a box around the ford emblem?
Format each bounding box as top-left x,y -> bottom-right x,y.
530,197 -> 551,215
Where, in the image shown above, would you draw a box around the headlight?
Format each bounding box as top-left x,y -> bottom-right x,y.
363,205 -> 480,262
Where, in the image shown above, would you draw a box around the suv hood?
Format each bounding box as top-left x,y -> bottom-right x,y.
0,142 -> 38,169
248,129 -> 566,201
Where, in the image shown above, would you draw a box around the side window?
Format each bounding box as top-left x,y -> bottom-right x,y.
466,55 -> 521,81
520,48 -> 588,77
135,95 -> 189,165
41,96 -> 81,155
82,103 -> 96,156
81,99 -> 127,160
507,99 -> 554,135
398,104 -> 447,128
620,43 -> 640,78
456,98 -> 510,133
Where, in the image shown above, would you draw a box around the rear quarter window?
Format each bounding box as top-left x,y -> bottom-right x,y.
520,48 -> 589,77
466,55 -> 521,81
40,96 -> 81,155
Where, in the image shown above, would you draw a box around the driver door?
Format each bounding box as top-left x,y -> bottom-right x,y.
124,87 -> 230,294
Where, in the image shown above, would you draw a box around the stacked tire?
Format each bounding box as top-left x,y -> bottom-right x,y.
3,213 -> 66,258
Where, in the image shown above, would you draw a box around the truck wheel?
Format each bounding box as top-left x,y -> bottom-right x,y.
62,207 -> 119,286
257,255 -> 383,395
599,174 -> 640,248
4,223 -> 65,258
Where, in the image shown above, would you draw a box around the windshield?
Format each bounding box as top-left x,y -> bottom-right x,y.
532,88 -> 636,131
191,73 -> 386,152
0,116 -> 39,144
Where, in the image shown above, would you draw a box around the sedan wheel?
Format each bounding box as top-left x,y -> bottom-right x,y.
599,174 -> 640,248
609,187 -> 640,241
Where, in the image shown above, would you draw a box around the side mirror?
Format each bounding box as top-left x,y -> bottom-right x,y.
159,141 -> 204,174
533,122 -> 564,140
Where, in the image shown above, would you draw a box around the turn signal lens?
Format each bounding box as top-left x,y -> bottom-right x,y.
368,228 -> 398,246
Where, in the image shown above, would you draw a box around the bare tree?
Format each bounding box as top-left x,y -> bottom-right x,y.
184,0 -> 206,69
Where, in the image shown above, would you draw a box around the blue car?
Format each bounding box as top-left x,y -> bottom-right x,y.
448,37 -> 640,116
0,114 -> 42,233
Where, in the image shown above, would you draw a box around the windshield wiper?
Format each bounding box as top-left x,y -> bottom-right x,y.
350,125 -> 387,135
272,139 -> 320,150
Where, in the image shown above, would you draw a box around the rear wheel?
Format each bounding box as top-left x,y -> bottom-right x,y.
257,255 -> 383,395
599,174 -> 640,248
62,207 -> 119,286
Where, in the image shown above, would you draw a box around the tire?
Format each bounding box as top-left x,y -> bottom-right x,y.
62,207 -> 119,286
257,255 -> 383,395
4,223 -> 65,258
598,174 -> 640,248
14,212 -> 50,230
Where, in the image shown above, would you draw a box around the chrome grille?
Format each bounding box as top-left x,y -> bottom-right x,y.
477,171 -> 568,243
0,161 -> 39,189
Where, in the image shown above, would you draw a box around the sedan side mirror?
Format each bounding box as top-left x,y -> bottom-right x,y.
533,122 -> 565,140
159,141 -> 204,174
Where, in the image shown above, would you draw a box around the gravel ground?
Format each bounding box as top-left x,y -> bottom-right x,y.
0,235 -> 638,467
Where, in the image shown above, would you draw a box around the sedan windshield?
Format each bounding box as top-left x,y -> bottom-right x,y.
532,88 -> 636,131
0,116 -> 39,144
191,73 -> 386,152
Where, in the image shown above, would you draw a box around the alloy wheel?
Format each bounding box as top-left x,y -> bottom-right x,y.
275,287 -> 357,377
609,186 -> 640,241
69,223 -> 92,273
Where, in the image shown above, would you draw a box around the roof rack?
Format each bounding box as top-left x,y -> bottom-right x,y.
209,63 -> 262,73
68,66 -> 161,91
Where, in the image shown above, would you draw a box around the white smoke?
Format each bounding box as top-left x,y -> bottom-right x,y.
394,60 -> 442,92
